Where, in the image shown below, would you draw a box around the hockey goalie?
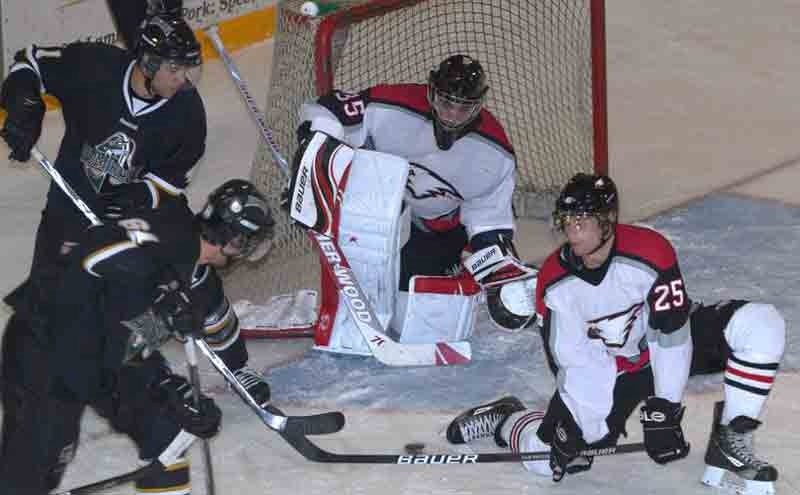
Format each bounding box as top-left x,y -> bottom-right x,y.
286,55 -> 538,356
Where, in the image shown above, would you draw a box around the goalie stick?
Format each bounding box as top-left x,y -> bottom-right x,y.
205,25 -> 471,367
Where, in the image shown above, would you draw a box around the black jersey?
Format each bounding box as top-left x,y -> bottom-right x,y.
11,42 -> 206,243
48,198 -> 201,402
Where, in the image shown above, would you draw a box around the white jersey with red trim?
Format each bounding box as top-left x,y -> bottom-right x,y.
300,83 -> 516,239
535,224 -> 693,443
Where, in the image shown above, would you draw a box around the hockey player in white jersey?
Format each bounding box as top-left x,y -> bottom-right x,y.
446,173 -> 784,495
293,54 -> 535,354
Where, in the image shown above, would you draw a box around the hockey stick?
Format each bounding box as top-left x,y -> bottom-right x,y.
184,338 -> 216,495
205,26 -> 471,367
54,430 -> 197,495
30,147 -> 102,226
279,425 -> 645,464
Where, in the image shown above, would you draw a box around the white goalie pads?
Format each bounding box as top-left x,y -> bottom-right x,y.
292,133 -> 410,355
392,273 -> 482,343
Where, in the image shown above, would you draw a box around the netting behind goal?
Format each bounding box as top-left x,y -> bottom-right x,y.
241,0 -> 607,300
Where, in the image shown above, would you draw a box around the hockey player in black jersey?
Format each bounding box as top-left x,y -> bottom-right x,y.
0,179 -> 274,495
0,10 -> 206,323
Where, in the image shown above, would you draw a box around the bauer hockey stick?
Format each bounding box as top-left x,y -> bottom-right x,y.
275,423 -> 645,464
205,25 -> 471,367
30,147 -> 102,226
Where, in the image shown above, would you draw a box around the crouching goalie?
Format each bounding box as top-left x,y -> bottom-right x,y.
286,54 -> 538,355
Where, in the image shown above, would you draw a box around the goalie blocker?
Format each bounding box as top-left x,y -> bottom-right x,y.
287,131 -> 537,351
288,131 -> 490,354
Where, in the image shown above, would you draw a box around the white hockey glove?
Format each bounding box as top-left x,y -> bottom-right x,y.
486,271 -> 537,331
464,238 -> 537,288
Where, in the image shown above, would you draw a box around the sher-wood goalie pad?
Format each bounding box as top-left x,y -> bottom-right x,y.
289,131 -> 410,355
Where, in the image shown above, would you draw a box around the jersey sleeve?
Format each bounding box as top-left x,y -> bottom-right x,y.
460,156 -> 516,239
8,43 -> 86,99
142,92 -> 207,195
299,89 -> 371,148
646,256 -> 693,403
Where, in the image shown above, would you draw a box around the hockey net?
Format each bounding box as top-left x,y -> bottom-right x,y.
239,0 -> 607,306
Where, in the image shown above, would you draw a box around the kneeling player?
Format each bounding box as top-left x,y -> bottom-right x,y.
445,173 -> 784,495
290,55 -> 536,355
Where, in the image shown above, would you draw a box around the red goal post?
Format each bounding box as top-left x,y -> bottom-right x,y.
244,0 -> 608,301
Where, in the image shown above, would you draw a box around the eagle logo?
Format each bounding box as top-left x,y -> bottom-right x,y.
406,162 -> 463,201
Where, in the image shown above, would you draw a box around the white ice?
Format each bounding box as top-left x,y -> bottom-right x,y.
2,1 -> 800,493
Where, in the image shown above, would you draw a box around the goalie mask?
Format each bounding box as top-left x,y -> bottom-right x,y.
198,179 -> 274,262
428,54 -> 488,149
135,13 -> 202,93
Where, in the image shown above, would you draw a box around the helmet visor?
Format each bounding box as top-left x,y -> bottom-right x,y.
431,88 -> 483,130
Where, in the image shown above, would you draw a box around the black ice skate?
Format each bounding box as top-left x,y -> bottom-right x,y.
446,396 -> 525,445
701,401 -> 777,495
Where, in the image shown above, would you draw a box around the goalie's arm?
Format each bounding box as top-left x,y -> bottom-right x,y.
298,89 -> 372,148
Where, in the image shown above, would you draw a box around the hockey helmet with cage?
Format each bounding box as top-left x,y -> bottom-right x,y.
553,173 -> 618,239
135,13 -> 202,88
428,54 -> 488,147
198,179 -> 274,262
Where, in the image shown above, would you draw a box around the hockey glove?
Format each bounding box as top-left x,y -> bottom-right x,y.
150,373 -> 221,438
101,182 -> 155,220
549,418 -> 593,482
153,279 -> 204,339
0,69 -> 45,162
146,0 -> 183,15
640,397 -> 690,464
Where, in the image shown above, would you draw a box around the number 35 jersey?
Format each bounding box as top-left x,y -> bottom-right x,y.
535,223 -> 693,443
300,83 -> 516,240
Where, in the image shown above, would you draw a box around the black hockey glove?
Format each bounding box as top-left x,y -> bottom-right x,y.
150,373 -> 221,438
0,69 -> 45,162
146,0 -> 183,15
101,182 -> 154,220
640,397 -> 690,464
153,279 -> 204,339
549,417 -> 593,482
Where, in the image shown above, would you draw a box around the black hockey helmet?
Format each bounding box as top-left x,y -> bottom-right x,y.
428,54 -> 488,135
198,179 -> 274,262
135,13 -> 202,86
553,173 -> 618,235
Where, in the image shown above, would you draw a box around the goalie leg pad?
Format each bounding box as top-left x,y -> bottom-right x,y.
314,147 -> 410,355
392,273 -> 481,344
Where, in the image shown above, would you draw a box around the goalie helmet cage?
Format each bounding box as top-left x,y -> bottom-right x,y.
244,0 -> 607,304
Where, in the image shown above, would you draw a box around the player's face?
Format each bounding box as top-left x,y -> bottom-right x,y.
151,60 -> 202,98
559,214 -> 605,257
204,243 -> 232,268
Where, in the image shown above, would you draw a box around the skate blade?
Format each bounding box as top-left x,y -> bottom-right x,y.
701,465 -> 775,495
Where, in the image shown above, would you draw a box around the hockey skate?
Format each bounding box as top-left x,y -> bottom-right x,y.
701,401 -> 777,495
446,396 -> 525,445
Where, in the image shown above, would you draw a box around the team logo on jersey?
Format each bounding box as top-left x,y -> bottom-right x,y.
406,163 -> 463,201
81,132 -> 138,193
586,301 -> 644,348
